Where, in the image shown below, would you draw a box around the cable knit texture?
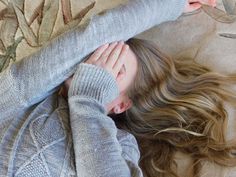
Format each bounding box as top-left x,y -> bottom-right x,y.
0,0 -> 187,176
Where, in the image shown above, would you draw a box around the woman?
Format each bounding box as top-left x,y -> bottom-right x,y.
0,0 -> 216,176
63,37 -> 236,177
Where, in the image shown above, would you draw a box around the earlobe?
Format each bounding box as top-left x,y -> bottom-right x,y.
113,100 -> 132,114
114,107 -> 121,114
112,105 -> 123,114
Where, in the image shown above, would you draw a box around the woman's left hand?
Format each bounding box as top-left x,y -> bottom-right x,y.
184,0 -> 217,13
85,41 -> 129,82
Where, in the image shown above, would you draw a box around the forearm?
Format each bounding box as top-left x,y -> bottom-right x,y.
68,64 -> 142,176
69,98 -> 134,176
0,0 -> 186,111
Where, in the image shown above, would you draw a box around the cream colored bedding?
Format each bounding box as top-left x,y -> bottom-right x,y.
137,1 -> 236,176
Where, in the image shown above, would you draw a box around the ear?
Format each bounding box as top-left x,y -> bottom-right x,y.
112,99 -> 132,114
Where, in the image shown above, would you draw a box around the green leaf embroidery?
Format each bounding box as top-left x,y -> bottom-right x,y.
28,0 -> 44,25
38,0 -> 59,45
183,8 -> 202,17
222,0 -> 236,15
202,4 -> 236,23
0,39 -> 6,53
0,4 -> 18,48
219,33 -> 236,38
0,0 -> 8,6
13,3 -> 38,47
73,1 -> 95,20
53,1 -> 95,38
0,8 -> 8,20
61,0 -> 72,24
13,0 -> 24,10
0,36 -> 23,72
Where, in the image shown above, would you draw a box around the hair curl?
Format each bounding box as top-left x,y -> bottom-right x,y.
113,38 -> 236,177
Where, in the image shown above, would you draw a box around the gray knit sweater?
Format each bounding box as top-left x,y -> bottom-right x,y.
0,0 -> 186,176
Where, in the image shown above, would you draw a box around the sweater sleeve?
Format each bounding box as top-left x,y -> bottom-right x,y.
0,0 -> 187,117
67,63 -> 143,176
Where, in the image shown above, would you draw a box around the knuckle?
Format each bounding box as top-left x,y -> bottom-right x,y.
102,53 -> 109,59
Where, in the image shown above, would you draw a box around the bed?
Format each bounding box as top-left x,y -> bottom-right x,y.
0,0 -> 235,176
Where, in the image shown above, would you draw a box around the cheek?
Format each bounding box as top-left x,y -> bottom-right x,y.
126,65 -> 137,89
118,75 -> 132,94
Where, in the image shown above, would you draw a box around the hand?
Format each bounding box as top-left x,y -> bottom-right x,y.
63,41 -> 129,94
85,41 -> 129,87
184,0 -> 217,13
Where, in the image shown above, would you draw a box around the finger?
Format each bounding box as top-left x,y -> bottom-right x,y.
85,43 -> 109,64
95,42 -> 118,66
113,44 -> 129,77
106,41 -> 124,68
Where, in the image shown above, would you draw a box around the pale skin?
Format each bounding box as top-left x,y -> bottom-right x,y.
64,0 -> 216,115
64,41 -> 138,114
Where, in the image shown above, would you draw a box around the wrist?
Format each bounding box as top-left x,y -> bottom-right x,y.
68,63 -> 119,106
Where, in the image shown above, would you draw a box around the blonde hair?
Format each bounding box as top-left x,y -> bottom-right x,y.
113,38 -> 236,177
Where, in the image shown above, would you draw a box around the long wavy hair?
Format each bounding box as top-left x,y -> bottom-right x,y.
112,38 -> 236,177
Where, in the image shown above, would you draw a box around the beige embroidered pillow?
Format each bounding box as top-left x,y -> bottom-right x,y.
0,0 -> 128,71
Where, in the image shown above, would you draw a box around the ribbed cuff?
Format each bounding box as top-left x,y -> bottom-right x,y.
68,63 -> 119,105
